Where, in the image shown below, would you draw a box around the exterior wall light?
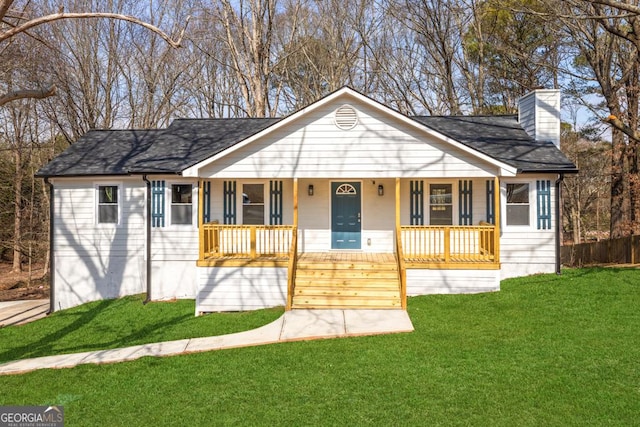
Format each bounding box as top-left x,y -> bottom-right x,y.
308,184 -> 314,196
378,184 -> 384,196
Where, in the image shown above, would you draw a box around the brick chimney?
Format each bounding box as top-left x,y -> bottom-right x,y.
518,89 -> 561,148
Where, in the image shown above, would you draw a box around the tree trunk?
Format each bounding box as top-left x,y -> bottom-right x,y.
572,207 -> 581,244
610,127 -> 627,238
12,147 -> 23,273
41,178 -> 50,277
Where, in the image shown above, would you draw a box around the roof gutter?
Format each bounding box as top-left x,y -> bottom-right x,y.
519,168 -> 579,175
556,174 -> 564,275
142,175 -> 152,304
45,178 -> 55,315
35,171 -> 180,179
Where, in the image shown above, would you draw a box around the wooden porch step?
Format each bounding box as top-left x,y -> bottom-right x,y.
295,268 -> 399,279
294,278 -> 399,288
297,262 -> 398,271
291,255 -> 402,310
292,297 -> 401,309
294,286 -> 400,298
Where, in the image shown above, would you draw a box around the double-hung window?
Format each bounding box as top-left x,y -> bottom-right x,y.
506,183 -> 530,226
97,185 -> 119,224
242,184 -> 265,225
429,184 -> 453,225
171,184 -> 193,225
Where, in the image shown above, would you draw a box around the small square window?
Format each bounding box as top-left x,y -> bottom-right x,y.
98,185 -> 118,224
506,183 -> 530,226
171,184 -> 192,225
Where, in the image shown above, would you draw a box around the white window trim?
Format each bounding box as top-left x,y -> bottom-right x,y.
95,182 -> 123,227
166,181 -> 197,228
502,179 -> 536,231
239,181 -> 269,225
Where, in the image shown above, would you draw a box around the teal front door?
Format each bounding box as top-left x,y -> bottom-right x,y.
331,182 -> 361,249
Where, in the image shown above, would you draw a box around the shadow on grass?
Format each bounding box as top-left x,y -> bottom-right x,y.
0,299 -> 113,362
0,298 -> 192,363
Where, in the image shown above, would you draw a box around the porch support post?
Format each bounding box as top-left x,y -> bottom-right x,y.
198,179 -> 204,261
395,177 -> 407,309
395,178 -> 401,230
293,178 -> 298,228
286,178 -> 299,311
494,176 -> 500,262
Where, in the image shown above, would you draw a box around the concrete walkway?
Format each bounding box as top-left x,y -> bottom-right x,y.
0,309 -> 413,375
0,299 -> 48,326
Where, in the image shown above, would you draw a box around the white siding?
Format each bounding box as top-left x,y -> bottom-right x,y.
500,231 -> 556,278
518,90 -> 561,147
51,176 -> 202,310
149,177 -> 199,299
200,96 -> 499,179
196,267 -> 287,312
151,261 -> 198,300
406,269 -> 500,295
52,178 -> 146,310
499,175 -> 558,278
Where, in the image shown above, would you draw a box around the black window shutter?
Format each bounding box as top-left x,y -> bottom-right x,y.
223,181 -> 236,224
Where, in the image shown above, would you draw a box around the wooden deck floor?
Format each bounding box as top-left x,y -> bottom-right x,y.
298,252 -> 396,264
197,251 -> 497,269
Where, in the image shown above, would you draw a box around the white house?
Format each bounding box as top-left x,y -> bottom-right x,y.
37,87 -> 577,314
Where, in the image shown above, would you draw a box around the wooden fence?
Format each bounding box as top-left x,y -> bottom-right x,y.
561,235 -> 640,267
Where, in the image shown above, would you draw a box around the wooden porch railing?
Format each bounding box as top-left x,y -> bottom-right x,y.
285,227 -> 298,310
200,223 -> 295,259
400,224 -> 498,265
395,226 -> 407,309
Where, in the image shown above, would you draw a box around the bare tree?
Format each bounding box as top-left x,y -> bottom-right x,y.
273,0 -> 367,111
551,0 -> 640,237
561,123 -> 611,243
119,0 -> 193,128
0,0 -> 187,108
206,0 -> 283,117
399,0 -> 464,114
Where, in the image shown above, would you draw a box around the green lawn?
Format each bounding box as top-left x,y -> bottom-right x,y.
1,268 -> 638,426
0,294 -> 283,363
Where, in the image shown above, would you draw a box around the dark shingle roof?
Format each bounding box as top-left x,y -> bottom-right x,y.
411,115 -> 577,173
36,118 -> 280,177
37,113 -> 576,178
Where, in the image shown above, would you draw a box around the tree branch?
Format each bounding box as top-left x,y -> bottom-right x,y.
0,85 -> 56,107
0,11 -> 189,47
0,0 -> 14,23
588,0 -> 640,16
606,114 -> 640,142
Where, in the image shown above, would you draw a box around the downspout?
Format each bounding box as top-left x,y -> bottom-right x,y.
555,174 -> 564,275
143,175 -> 152,304
45,178 -> 55,315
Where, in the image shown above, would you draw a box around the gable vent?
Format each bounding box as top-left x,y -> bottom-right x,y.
334,105 -> 358,130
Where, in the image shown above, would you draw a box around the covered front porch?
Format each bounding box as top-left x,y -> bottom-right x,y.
195,178 -> 501,311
